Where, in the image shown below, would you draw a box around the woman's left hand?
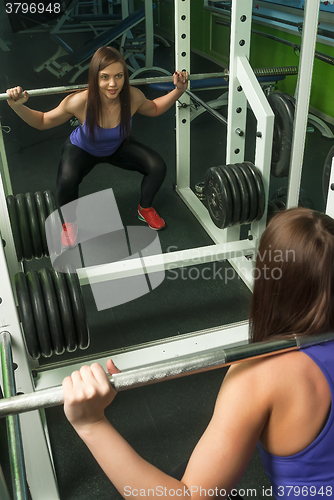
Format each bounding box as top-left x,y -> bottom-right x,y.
63,361 -> 120,431
174,70 -> 189,91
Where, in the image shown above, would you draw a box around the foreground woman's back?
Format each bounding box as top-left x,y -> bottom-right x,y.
62,208 -> 334,500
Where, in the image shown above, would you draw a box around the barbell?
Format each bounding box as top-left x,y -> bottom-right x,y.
0,330 -> 333,419
0,67 -> 298,102
1,75 -> 295,179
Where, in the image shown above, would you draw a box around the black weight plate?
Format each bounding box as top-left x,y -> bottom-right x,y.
229,164 -> 250,225
51,270 -> 77,352
322,146 -> 334,203
267,91 -> 294,178
271,197 -> 286,210
44,190 -> 62,258
25,192 -> 44,259
271,186 -> 287,201
281,92 -> 296,110
14,272 -> 40,359
236,164 -> 258,223
204,167 -> 227,228
15,193 -> 34,261
6,195 -> 24,262
220,165 -> 242,226
241,164 -> 259,223
27,270 -> 53,357
39,268 -> 66,355
64,267 -> 90,350
34,191 -> 49,257
217,167 -> 234,227
271,186 -> 288,209
299,189 -> 314,210
204,167 -> 233,229
270,186 -> 314,210
267,200 -> 279,223
243,162 -> 266,221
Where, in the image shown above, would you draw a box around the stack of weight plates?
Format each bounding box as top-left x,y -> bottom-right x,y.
15,267 -> 89,359
205,162 -> 266,229
6,190 -> 58,261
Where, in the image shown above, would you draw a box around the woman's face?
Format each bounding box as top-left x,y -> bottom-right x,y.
98,61 -> 125,102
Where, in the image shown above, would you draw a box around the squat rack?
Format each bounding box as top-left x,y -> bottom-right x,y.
0,0 -> 321,498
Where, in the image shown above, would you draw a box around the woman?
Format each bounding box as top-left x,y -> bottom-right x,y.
6,46 -> 188,246
62,207 -> 334,499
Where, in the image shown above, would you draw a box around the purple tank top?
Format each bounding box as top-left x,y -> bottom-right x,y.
70,119 -> 130,157
258,340 -> 334,500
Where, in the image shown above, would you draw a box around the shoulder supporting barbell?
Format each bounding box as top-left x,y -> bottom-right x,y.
1,330 -> 334,419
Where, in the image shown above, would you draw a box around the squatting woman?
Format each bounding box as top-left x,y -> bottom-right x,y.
7,46 -> 188,246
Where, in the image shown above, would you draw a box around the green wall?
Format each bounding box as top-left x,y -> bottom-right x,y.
150,1 -> 334,121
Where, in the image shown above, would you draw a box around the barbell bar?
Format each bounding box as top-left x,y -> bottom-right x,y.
0,329 -> 333,419
0,67 -> 298,102
186,90 -> 228,126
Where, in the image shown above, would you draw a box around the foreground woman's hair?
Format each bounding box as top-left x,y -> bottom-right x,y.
250,207 -> 334,342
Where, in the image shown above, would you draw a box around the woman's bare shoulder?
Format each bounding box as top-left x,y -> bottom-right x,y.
130,86 -> 145,100
224,349 -> 328,401
62,90 -> 88,114
223,351 -> 303,391
130,86 -> 146,113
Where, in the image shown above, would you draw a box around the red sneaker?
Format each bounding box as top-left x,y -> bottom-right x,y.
138,205 -> 166,230
61,222 -> 78,248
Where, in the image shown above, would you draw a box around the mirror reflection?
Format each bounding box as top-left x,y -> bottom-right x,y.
1,0 -> 332,369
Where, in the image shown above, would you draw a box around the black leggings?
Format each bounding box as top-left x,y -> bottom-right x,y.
56,137 -> 167,220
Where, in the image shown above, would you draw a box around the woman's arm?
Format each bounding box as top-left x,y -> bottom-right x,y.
6,87 -> 85,130
63,359 -> 270,500
132,71 -> 188,117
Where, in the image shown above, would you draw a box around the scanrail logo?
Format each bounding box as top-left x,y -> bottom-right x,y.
45,189 -> 165,310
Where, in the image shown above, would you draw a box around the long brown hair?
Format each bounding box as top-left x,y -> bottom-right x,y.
250,207 -> 334,343
86,46 -> 131,139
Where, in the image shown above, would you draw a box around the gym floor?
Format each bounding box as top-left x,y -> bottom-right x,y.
0,16 -> 333,500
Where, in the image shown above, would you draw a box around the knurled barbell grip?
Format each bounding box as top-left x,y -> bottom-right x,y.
0,349 -> 231,418
1,331 -> 333,419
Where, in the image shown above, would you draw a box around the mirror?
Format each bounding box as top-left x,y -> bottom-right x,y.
4,0 -> 331,370
254,0 -> 334,13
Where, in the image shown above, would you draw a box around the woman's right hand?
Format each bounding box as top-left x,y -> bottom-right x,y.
6,86 -> 29,107
63,360 -> 120,433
